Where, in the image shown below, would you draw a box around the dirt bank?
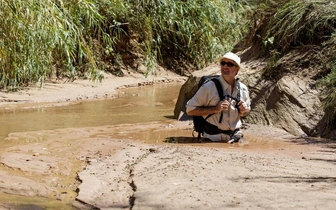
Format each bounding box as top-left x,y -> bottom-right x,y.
0,70 -> 335,210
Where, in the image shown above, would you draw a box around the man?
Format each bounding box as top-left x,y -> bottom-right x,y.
186,52 -> 251,143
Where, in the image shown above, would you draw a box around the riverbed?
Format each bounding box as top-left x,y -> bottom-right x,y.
1,75 -> 335,210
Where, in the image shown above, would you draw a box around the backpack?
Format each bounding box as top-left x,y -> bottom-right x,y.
192,75 -> 241,142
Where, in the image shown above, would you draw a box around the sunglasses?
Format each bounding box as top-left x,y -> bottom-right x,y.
220,61 -> 236,67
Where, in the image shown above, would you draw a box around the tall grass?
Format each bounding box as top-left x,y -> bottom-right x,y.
0,0 -> 110,90
0,0 -> 250,90
318,32 -> 336,128
98,0 -> 250,73
264,0 -> 336,52
165,0 -> 248,68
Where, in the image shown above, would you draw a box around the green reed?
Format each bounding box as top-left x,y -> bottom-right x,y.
0,0 -> 249,90
0,0 -> 110,90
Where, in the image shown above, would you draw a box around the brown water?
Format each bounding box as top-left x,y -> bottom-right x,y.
0,84 -> 183,141
0,82 -> 297,151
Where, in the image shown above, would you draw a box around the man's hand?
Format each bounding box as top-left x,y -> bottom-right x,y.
218,100 -> 230,112
237,101 -> 250,116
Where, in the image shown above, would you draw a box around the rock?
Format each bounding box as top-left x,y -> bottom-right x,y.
246,75 -> 324,136
173,64 -> 220,120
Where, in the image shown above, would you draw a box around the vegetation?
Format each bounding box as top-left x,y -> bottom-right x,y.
247,0 -> 336,130
0,0 -> 109,90
319,32 -> 336,127
0,0 -> 250,90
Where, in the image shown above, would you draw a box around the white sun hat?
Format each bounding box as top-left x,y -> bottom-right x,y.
216,52 -> 241,67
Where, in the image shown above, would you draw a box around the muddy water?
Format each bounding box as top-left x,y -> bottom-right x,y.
0,83 -> 292,147
0,82 -> 295,150
0,84 -> 184,141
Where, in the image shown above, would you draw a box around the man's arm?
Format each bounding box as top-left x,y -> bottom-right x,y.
187,106 -> 218,116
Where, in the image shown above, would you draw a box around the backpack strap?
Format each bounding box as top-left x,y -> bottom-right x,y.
211,78 -> 224,100
236,78 -> 241,101
235,78 -> 241,113
211,78 -> 224,123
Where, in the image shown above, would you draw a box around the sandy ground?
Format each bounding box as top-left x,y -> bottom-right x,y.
0,70 -> 335,210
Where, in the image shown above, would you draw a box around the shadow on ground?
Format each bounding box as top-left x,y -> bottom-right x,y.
287,136 -> 336,164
